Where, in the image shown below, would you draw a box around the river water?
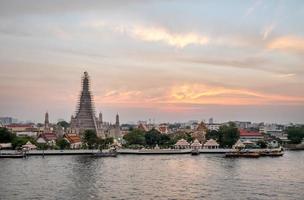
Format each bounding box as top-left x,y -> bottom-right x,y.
0,151 -> 303,200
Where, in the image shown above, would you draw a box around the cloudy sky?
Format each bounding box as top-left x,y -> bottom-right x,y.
0,0 -> 304,124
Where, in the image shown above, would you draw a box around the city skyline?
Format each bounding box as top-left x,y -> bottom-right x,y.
1,1 -> 304,123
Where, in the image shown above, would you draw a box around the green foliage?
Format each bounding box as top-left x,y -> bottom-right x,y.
170,131 -> 193,145
83,130 -> 98,149
12,136 -> 36,149
57,121 -> 70,129
206,130 -> 222,142
144,128 -> 171,147
159,134 -> 171,147
0,127 -> 16,143
218,122 -> 240,148
123,129 -> 146,146
56,138 -> 70,150
145,128 -> 161,146
287,127 -> 304,144
97,137 -> 114,150
256,140 -> 267,148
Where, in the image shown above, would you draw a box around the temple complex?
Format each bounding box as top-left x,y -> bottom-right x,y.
70,72 -> 122,139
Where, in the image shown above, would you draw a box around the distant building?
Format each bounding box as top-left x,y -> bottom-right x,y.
44,112 -> 51,132
260,124 -> 284,138
157,123 -> 169,134
206,123 -> 221,131
0,117 -> 16,125
6,123 -> 35,133
209,118 -> 214,124
114,113 -> 121,138
138,122 -> 149,132
234,121 -> 252,129
191,121 -> 207,143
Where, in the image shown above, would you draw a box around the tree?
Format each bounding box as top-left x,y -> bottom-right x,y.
218,122 -> 240,148
83,130 -> 98,149
123,129 -> 145,146
98,137 -> 114,150
256,140 -> 267,148
57,121 -> 70,129
287,127 -> 304,144
0,127 -> 15,143
206,130 -> 221,142
145,128 -> 161,146
159,134 -> 171,147
56,138 -> 70,150
169,131 -> 194,145
11,136 -> 36,149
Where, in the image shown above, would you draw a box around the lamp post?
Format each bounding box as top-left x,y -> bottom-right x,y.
40,140 -> 46,158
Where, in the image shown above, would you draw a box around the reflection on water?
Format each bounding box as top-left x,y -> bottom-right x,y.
0,152 -> 304,200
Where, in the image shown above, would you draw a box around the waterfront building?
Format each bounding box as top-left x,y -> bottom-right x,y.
22,141 -> 37,150
70,72 -> 99,135
0,143 -> 12,149
174,139 -> 190,149
191,139 -> 202,149
36,132 -> 57,146
64,134 -> 82,149
233,140 -> 245,149
203,139 -> 219,149
239,129 -> 264,142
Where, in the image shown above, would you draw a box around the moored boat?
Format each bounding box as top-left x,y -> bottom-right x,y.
191,149 -> 200,156
0,152 -> 25,158
260,149 -> 284,157
91,149 -> 118,157
225,151 -> 260,158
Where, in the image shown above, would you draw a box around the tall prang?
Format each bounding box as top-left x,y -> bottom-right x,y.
70,72 -> 98,135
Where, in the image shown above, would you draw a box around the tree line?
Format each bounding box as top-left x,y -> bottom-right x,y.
123,122 -> 240,148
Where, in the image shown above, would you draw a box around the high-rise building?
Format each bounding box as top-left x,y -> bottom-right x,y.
70,72 -> 98,135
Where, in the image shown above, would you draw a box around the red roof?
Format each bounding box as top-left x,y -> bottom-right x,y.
6,124 -> 34,128
239,129 -> 263,137
40,132 -> 57,141
65,134 -> 81,143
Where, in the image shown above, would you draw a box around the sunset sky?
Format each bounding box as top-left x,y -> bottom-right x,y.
1,0 -> 304,124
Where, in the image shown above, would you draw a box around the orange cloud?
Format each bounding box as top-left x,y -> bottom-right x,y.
268,36 -> 304,53
130,26 -> 209,48
93,84 -> 304,110
168,84 -> 304,105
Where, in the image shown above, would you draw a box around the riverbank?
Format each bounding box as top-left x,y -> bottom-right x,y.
0,148 -> 243,156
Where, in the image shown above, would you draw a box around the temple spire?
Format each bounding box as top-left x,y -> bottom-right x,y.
115,113 -> 120,127
44,111 -> 50,132
70,72 -> 98,134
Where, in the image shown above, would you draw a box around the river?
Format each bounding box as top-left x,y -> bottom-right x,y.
0,151 -> 303,200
